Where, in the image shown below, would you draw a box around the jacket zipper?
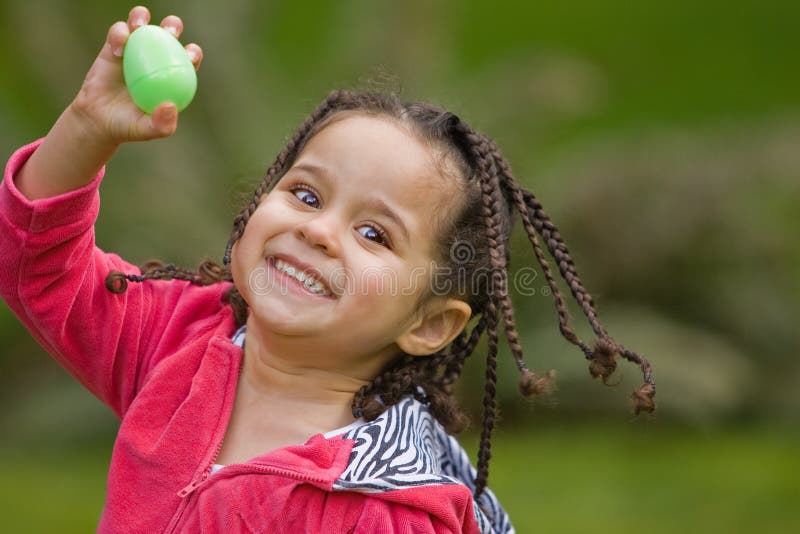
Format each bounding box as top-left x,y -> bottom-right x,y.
164,455 -> 217,532
195,463 -> 330,486
164,343 -> 241,533
166,462 -> 330,532
164,435 -> 224,533
175,430 -> 228,496
177,469 -> 211,498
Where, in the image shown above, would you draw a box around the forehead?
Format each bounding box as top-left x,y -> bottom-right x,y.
293,115 -> 455,240
299,114 -> 440,187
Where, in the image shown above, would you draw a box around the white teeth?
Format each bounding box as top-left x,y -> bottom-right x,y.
272,258 -> 330,296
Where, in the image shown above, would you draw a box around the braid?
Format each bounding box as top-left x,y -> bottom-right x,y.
486,140 -> 656,414
105,260 -> 231,293
473,137 -> 560,398
486,143 -> 590,351
457,126 -> 506,498
475,310 -> 500,498
523,188 -> 606,338
351,354 -> 416,420
440,316 -> 488,389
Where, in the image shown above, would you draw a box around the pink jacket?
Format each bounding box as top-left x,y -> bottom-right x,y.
1,140 -> 513,533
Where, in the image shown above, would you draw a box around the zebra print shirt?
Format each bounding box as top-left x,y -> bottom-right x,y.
333,396 -> 513,533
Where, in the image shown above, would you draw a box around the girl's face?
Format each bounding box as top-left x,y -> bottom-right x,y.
231,114 -> 465,379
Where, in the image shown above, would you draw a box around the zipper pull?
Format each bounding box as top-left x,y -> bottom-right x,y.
177,472 -> 208,498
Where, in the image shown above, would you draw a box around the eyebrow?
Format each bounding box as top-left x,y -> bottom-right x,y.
292,163 -> 411,244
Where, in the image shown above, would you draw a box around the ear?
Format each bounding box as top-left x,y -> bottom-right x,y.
396,298 -> 472,356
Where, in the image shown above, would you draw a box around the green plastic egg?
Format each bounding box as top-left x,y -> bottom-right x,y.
123,25 -> 197,114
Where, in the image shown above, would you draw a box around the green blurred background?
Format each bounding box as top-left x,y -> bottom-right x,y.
1,0 -> 798,532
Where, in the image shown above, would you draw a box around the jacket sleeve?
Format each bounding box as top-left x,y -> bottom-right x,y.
0,139 -> 228,418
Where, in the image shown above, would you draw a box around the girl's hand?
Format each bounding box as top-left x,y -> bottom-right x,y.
70,6 -> 203,146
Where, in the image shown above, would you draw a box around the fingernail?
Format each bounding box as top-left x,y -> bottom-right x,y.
166,26 -> 178,36
113,46 -> 123,57
133,18 -> 146,28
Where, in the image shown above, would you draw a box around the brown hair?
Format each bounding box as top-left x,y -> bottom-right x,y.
106,90 -> 655,497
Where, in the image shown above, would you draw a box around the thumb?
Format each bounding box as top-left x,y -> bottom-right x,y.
148,102 -> 179,138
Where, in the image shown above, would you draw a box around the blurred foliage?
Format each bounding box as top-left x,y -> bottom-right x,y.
1,0 -> 799,530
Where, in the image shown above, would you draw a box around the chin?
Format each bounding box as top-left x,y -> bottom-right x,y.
246,299 -> 312,332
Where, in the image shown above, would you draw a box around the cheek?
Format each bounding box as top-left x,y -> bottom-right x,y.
246,197 -> 295,239
229,224 -> 267,294
236,206 -> 275,254
228,199 -> 286,295
362,272 -> 391,297
353,264 -> 409,299
228,242 -> 249,299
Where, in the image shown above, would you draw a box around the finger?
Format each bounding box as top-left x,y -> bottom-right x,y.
128,5 -> 151,31
185,43 -> 203,71
160,15 -> 184,39
107,21 -> 130,58
150,102 -> 179,137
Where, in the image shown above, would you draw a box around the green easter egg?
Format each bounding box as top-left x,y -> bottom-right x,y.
123,25 -> 197,114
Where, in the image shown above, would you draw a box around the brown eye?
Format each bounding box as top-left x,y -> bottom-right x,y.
291,185 -> 320,208
357,224 -> 390,248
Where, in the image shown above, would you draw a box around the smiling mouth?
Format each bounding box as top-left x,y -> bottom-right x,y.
267,256 -> 333,297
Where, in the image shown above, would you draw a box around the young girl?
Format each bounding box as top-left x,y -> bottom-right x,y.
0,6 -> 655,533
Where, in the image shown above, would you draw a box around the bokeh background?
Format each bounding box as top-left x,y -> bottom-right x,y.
1,0 -> 798,532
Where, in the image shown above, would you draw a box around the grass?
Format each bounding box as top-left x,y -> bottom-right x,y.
0,446 -> 110,533
476,424 -> 800,533
0,424 -> 797,533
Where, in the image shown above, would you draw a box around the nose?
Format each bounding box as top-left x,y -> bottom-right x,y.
295,213 -> 341,256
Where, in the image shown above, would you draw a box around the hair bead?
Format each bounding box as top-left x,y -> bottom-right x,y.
631,382 -> 656,415
105,270 -> 128,293
518,368 -> 557,397
588,337 -> 619,384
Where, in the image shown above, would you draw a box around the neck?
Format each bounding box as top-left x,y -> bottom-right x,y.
238,318 -> 380,430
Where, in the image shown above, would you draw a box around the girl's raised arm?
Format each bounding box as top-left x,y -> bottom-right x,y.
0,7 -> 212,419
15,5 -> 203,200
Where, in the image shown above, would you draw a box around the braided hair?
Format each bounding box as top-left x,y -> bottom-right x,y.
105,89 -> 656,497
